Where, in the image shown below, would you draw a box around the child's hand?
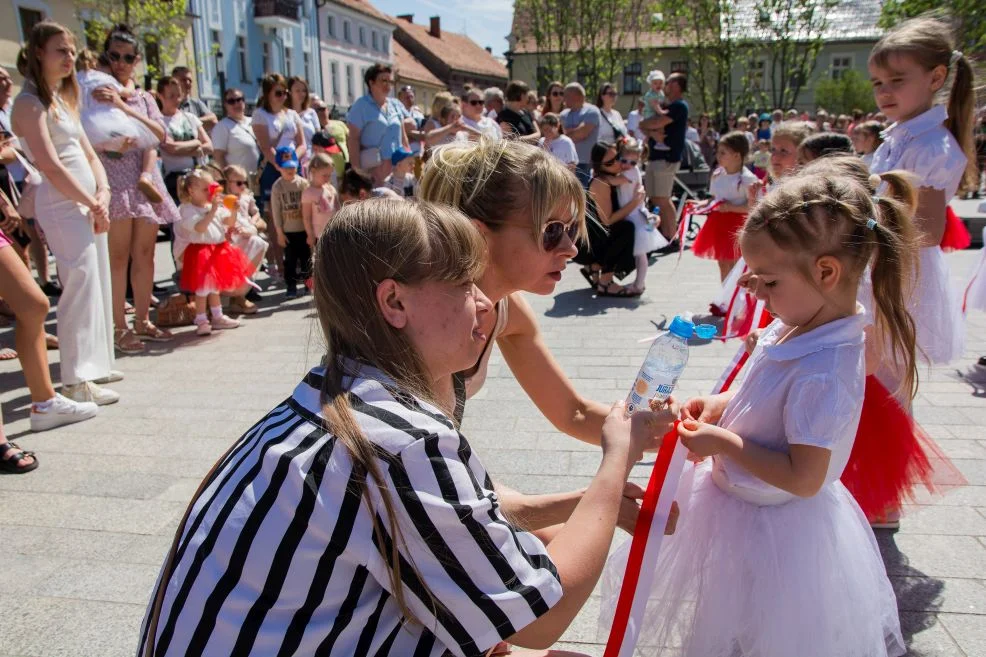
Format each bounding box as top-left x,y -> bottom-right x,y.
210,193 -> 222,212
677,419 -> 738,457
617,482 -> 679,536
680,394 -> 728,425
276,231 -> 287,248
747,179 -> 765,206
744,329 -> 762,355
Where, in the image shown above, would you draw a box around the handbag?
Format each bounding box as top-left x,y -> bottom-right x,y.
154,293 -> 196,327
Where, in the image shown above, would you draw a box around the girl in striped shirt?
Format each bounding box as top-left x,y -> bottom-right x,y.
138,199 -> 673,657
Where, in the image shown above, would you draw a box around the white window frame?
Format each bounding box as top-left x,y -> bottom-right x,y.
343,20 -> 351,43
262,41 -> 272,74
331,61 -> 340,101
237,35 -> 249,83
208,29 -> 221,81
234,0 -> 246,34
326,14 -> 335,38
346,64 -> 354,102
371,30 -> 378,51
831,54 -> 853,80
359,25 -> 366,47
285,46 -> 293,77
14,0 -> 50,43
382,34 -> 389,55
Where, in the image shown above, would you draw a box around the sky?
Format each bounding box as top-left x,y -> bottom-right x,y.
372,0 -> 514,57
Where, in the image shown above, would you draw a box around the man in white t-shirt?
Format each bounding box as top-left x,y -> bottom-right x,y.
211,88 -> 261,174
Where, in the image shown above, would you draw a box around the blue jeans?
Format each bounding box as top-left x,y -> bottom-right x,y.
575,163 -> 592,189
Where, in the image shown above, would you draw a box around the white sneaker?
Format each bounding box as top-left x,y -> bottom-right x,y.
195,321 -> 213,336
93,370 -> 124,384
30,393 -> 99,432
210,314 -> 240,330
62,381 -> 120,406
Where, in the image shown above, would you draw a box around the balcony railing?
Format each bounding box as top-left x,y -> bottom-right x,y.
254,0 -> 300,25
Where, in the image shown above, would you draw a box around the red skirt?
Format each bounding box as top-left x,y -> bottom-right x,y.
940,205 -> 971,252
180,242 -> 255,295
841,376 -> 967,517
691,210 -> 746,261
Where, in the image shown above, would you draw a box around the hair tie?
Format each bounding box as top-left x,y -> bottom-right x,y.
866,218 -> 878,231
950,50 -> 963,66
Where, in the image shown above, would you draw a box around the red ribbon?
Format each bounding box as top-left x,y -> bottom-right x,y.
603,420 -> 681,657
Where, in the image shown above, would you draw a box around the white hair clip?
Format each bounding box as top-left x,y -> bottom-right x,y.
866,218 -> 878,231
950,50 -> 963,66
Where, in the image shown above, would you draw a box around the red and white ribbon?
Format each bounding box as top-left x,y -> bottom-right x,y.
605,299 -> 764,656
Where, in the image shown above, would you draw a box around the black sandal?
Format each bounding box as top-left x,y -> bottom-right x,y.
579,266 -> 600,287
0,442 -> 38,474
595,282 -> 642,298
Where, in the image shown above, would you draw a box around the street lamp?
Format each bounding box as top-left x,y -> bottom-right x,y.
215,49 -> 226,107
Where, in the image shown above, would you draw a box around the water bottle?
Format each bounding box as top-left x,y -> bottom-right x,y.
625,316 -> 716,417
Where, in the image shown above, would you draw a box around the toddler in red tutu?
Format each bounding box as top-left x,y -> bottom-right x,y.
173,170 -> 253,336
690,131 -> 759,282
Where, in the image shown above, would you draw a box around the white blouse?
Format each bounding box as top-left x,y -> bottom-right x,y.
869,105 -> 968,200
713,309 -> 867,506
252,107 -> 301,150
709,167 -> 759,206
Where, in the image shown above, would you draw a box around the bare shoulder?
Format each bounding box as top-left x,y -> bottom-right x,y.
499,292 -> 539,339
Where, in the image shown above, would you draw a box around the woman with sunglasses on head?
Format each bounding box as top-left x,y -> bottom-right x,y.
544,80 -> 565,115
595,82 -> 627,146
252,73 -> 306,281
346,63 -> 408,185
212,88 -> 261,178
286,76 -> 320,166
156,76 -> 213,205
96,23 -> 178,355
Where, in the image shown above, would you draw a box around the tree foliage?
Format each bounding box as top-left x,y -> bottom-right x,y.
76,0 -> 190,77
879,2 -> 986,54
513,0 -> 660,95
814,69 -> 877,115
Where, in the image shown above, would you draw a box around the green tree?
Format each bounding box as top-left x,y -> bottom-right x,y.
76,0 -> 190,77
879,2 -> 985,54
813,69 -> 877,115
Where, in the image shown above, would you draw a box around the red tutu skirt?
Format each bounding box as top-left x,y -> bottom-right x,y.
180,242 -> 255,295
691,210 -> 746,261
841,376 -> 967,517
940,205 -> 971,251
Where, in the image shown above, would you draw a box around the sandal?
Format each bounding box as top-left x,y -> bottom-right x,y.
0,347 -> 17,360
45,333 -> 58,350
595,281 -> 642,298
0,442 -> 38,474
114,327 -> 145,354
579,266 -> 600,287
137,175 -> 164,204
134,320 -> 173,342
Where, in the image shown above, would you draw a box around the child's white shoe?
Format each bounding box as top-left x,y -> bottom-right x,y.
195,321 -> 213,336
210,314 -> 241,330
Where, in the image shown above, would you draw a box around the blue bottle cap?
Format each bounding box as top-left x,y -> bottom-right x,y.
694,324 -> 717,339
668,315 -> 694,339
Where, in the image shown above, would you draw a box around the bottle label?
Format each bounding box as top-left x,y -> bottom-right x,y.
625,373 -> 674,415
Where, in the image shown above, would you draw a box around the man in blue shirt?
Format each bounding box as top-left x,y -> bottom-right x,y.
640,73 -> 688,242
560,83 -> 601,188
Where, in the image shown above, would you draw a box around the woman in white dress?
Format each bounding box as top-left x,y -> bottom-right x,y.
12,21 -> 119,404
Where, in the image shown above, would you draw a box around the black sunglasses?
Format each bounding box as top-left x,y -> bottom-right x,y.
467,99 -> 484,106
107,51 -> 137,64
541,220 -> 579,251
603,90 -> 618,96
618,158 -> 638,165
227,180 -> 247,187
550,91 -> 563,97
273,89 -> 287,98
225,96 -> 245,104
601,156 -> 619,167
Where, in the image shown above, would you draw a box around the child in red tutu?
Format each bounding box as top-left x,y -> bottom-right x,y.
691,131 -> 759,281
173,170 -> 253,336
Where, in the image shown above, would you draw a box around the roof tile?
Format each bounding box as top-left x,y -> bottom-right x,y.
394,17 -> 508,80
393,40 -> 445,87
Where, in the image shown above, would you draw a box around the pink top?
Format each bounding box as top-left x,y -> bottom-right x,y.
303,183 -> 338,239
0,228 -> 11,250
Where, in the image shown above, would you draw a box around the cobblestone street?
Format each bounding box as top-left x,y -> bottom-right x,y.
1,244 -> 984,656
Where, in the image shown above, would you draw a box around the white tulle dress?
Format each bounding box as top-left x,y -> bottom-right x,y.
964,226 -> 986,314
599,311 -> 905,657
617,166 -> 668,255
77,69 -> 159,152
869,104 -> 967,366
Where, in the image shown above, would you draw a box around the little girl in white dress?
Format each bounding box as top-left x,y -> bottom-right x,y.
600,171 -> 914,657
615,138 -> 667,293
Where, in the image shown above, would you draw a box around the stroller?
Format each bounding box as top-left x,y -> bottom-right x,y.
672,139 -> 712,240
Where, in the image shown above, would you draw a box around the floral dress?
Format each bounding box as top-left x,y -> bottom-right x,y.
99,89 -> 179,224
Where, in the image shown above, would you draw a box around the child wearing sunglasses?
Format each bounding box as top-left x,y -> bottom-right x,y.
613,138 -> 666,293
76,49 -> 162,203
223,165 -> 267,314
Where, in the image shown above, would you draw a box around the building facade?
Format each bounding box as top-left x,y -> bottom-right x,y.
393,15 -> 507,97
392,39 -> 445,117
187,0 -> 322,111
318,0 -> 393,112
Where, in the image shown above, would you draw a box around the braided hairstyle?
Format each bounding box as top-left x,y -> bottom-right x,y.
742,172 -> 920,399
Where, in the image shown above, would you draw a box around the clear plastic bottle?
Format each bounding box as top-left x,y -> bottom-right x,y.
625,316 -> 716,417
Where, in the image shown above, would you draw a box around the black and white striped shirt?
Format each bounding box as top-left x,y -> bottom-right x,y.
138,364 -> 562,657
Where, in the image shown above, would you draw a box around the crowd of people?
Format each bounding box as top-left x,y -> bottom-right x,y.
0,13 -> 983,657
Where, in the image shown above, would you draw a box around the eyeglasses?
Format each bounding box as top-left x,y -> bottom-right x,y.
227,180 -> 247,187
601,156 -> 619,167
618,158 -> 638,166
541,220 -> 579,251
273,89 -> 287,98
225,96 -> 245,104
376,78 -> 393,86
550,91 -> 564,97
603,90 -> 618,97
467,99 -> 484,106
107,51 -> 137,64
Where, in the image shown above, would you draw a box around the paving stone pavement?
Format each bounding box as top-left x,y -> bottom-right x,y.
1,242 -> 984,657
